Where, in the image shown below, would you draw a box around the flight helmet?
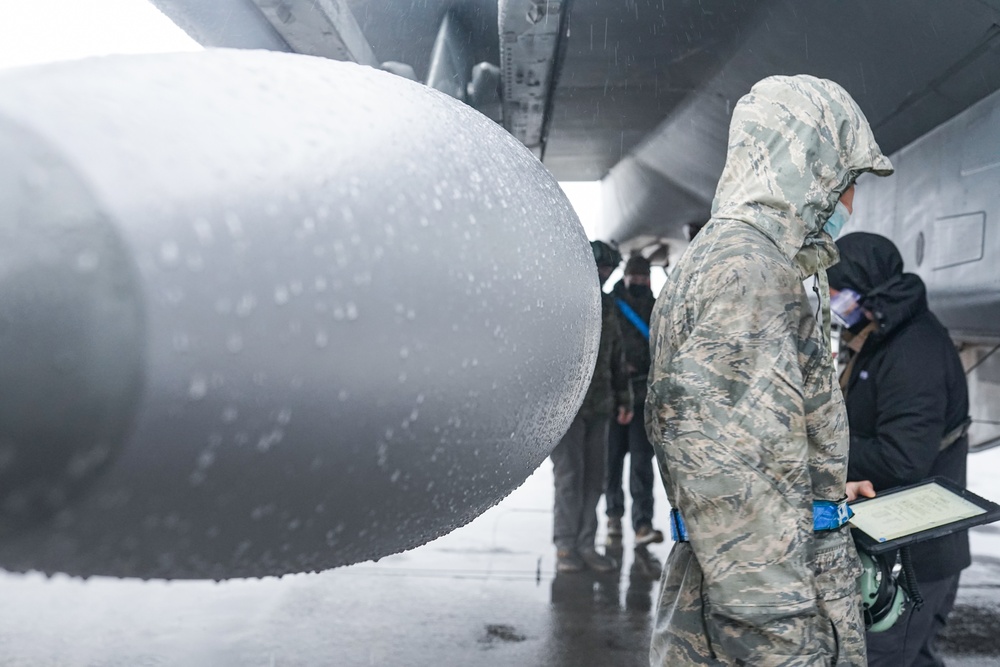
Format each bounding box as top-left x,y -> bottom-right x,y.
857,550 -> 909,632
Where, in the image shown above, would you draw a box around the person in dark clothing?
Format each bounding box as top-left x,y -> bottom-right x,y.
827,232 -> 970,667
551,240 -> 633,574
605,254 -> 664,547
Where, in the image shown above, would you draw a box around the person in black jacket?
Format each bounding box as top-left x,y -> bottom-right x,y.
827,232 -> 970,667
604,255 -> 664,548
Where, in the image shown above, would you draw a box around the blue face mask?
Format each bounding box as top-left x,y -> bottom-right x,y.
823,201 -> 851,239
830,287 -> 865,329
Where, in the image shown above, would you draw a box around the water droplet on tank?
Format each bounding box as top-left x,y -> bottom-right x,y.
226,334 -> 244,353
189,376 -> 208,400
236,293 -> 257,317
257,429 -> 283,452
159,241 -> 180,267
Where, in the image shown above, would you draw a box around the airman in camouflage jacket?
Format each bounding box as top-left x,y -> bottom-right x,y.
645,75 -> 893,666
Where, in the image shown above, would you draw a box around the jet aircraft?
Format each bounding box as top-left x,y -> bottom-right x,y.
1,0 -> 999,585
151,0 -> 1000,450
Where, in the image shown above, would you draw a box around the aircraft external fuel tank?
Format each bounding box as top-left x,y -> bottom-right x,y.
0,50 -> 600,579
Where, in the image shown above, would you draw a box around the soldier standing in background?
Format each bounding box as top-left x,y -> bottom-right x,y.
551,241 -> 633,574
605,254 -> 664,548
645,75 -> 890,665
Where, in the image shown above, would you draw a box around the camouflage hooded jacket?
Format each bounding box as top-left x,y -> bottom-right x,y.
646,75 -> 892,664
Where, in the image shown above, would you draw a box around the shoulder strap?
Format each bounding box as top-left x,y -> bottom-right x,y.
615,298 -> 650,340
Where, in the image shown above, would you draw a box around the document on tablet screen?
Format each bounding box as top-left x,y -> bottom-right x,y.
849,481 -> 986,543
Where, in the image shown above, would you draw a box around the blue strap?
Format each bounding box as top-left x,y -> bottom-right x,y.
812,499 -> 854,531
669,500 -> 852,542
670,508 -> 688,542
615,298 -> 650,340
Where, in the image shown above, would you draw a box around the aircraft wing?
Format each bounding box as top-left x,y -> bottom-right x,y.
150,1 -> 1000,250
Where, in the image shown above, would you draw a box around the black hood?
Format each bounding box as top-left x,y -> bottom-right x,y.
827,232 -> 928,339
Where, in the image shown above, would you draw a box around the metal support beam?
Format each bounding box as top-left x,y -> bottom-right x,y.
500,0 -> 570,158
148,0 -> 291,51
426,10 -> 473,99
252,0 -> 378,66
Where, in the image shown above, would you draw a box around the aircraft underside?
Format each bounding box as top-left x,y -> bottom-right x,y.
1,0 -> 999,580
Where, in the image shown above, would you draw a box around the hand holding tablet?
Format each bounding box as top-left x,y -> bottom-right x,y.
849,477 -> 1000,555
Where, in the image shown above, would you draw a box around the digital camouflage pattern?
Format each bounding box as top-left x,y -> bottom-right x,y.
645,75 -> 892,666
579,291 -> 632,419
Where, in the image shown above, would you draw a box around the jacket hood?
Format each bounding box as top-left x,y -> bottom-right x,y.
712,75 -> 894,277
827,232 -> 928,339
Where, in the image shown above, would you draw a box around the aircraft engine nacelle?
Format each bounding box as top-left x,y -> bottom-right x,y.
0,50 -> 600,579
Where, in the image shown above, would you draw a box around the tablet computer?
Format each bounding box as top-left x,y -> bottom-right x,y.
848,477 -> 1000,555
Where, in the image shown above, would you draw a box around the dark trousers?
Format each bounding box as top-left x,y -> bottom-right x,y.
605,402 -> 655,530
867,573 -> 961,667
551,413 -> 609,553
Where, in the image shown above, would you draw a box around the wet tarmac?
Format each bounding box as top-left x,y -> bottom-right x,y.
1,452 -> 1000,666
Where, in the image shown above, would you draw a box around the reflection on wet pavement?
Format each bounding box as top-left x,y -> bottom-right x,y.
0,456 -> 999,665
0,460 -> 669,666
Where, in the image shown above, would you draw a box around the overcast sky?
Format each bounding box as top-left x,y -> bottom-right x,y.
0,0 -> 198,71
